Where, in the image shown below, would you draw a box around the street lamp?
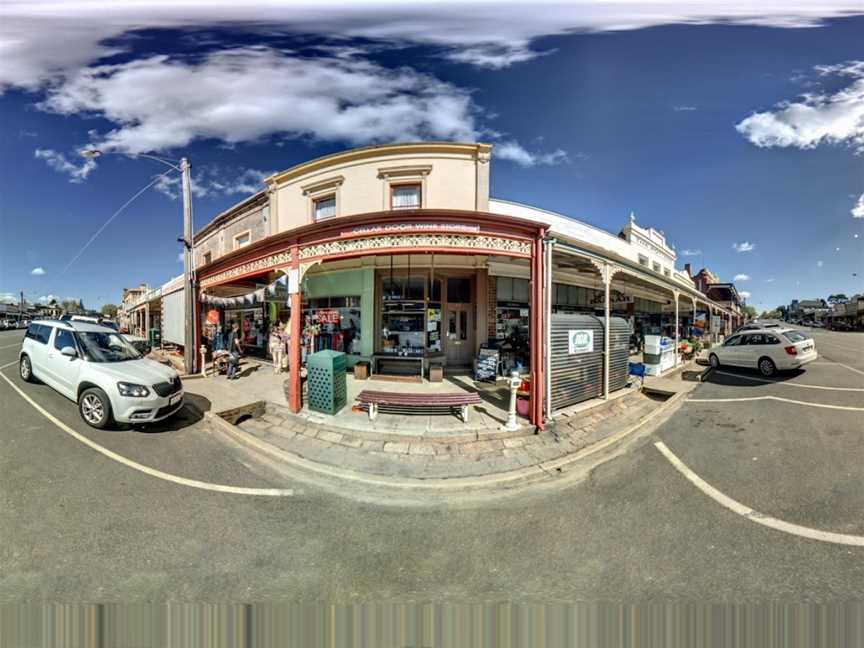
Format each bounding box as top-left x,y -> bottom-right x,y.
82,149 -> 197,374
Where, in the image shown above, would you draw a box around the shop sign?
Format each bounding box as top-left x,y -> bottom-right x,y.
314,309 -> 341,324
568,329 -> 594,355
711,315 -> 721,333
347,223 -> 480,236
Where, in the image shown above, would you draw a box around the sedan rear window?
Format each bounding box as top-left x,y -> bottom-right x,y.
783,331 -> 808,343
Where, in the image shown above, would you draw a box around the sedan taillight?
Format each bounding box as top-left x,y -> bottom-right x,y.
784,345 -> 798,355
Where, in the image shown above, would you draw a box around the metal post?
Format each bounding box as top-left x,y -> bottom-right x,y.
501,370 -> 521,431
288,247 -> 302,413
181,157 -> 195,374
674,292 -> 679,367
544,238 -> 553,420
603,263 -> 611,400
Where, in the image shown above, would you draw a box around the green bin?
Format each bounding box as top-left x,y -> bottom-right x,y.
307,350 -> 347,415
148,328 -> 161,347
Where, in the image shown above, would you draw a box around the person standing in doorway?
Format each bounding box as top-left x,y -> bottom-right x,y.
227,321 -> 244,380
269,324 -> 285,374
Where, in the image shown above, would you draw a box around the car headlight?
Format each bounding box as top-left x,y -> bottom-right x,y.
118,382 -> 150,397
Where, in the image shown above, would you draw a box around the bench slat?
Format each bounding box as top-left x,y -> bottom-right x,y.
357,390 -> 482,405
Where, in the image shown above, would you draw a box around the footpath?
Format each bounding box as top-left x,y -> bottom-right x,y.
172,354 -> 704,493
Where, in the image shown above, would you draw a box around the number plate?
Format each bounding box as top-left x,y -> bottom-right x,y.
169,393 -> 182,406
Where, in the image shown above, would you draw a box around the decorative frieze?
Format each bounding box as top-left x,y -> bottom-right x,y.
299,233 -> 531,260
199,250 -> 292,288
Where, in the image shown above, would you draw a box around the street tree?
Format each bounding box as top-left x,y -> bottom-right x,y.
100,303 -> 118,318
827,294 -> 849,305
743,305 -> 757,320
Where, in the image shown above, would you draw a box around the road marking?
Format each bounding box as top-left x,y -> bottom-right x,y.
811,339 -> 864,354
712,370 -> 864,392
0,370 -> 294,497
0,343 -> 22,350
655,441 -> 864,547
688,395 -> 864,412
1,360 -> 17,370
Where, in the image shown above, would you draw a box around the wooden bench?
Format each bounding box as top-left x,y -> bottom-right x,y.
356,390 -> 483,422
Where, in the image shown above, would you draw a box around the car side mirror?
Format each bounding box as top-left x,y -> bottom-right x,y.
60,346 -> 78,358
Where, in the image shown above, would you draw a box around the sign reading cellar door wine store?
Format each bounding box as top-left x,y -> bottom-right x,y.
568,329 -> 594,355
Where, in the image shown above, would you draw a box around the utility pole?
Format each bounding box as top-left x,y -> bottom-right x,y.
20,290 -> 24,321
181,157 -> 196,375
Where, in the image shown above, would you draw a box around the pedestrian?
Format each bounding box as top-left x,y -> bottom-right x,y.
269,324 -> 285,374
227,321 -> 244,380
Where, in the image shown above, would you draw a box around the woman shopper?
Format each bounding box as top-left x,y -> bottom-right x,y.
227,321 -> 244,380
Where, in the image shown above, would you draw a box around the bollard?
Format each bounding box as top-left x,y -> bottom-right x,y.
500,369 -> 522,431
199,345 -> 207,378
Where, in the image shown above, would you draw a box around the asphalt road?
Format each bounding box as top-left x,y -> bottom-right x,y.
2,326 -> 863,602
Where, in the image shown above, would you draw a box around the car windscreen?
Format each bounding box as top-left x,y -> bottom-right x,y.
76,331 -> 141,362
783,330 -> 808,343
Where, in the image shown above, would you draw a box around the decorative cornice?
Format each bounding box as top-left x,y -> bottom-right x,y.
200,250 -> 292,288
301,175 -> 345,196
299,233 -> 531,260
376,165 -> 433,179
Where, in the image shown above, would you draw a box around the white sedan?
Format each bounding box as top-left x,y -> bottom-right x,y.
708,328 -> 817,377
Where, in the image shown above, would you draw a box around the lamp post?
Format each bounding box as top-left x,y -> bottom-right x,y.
82,150 -> 197,374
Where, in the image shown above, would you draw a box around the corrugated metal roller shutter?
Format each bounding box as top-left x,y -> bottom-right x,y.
161,289 -> 185,346
550,314 -> 630,411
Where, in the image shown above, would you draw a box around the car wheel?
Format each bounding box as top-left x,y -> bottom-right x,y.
79,387 -> 113,429
19,354 -> 35,383
758,357 -> 777,377
709,353 -> 720,369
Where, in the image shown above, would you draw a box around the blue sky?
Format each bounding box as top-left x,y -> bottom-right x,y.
1,1 -> 863,311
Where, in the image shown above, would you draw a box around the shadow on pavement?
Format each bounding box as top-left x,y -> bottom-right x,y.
703,366 -> 805,387
128,393 -> 211,434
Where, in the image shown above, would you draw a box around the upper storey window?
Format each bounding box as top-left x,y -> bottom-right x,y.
391,184 -> 421,210
314,195 -> 337,220
234,231 -> 251,249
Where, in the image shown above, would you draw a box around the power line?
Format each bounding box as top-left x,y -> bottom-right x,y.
61,169 -> 175,274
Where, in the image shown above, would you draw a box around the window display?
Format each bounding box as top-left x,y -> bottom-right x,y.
302,296 -> 361,355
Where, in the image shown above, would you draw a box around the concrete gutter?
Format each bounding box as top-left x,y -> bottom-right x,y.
207,390 -> 687,494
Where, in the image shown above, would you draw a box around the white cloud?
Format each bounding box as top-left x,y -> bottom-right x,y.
37,47 -> 479,156
34,148 -> 96,182
177,252 -> 184,263
30,267 -> 46,276
153,167 -> 273,201
733,273 -> 751,281
853,193 -> 864,218
736,60 -> 864,154
817,260 -> 824,267
38,294 -> 59,303
739,291 -> 751,300
732,241 -> 756,252
763,278 -> 776,283
494,141 -> 569,167
2,2 -> 862,90
673,105 -> 697,112
679,248 -> 702,256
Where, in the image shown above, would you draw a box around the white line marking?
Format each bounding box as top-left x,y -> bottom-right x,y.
811,339 -> 864,354
688,395 -> 864,411
0,343 -> 22,350
712,370 -> 864,392
0,370 -> 294,497
0,360 -> 17,370
655,441 -> 864,547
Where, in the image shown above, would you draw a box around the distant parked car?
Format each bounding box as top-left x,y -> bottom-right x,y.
19,319 -> 183,429
708,328 -> 817,377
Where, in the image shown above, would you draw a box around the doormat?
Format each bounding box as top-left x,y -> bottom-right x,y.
370,374 -> 423,384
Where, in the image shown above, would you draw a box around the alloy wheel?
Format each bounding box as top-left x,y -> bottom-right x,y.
759,359 -> 775,377
81,394 -> 105,425
19,356 -> 30,380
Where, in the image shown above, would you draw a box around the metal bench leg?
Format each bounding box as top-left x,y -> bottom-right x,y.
461,405 -> 469,423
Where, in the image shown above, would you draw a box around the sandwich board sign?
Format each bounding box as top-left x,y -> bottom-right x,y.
568,329 -> 594,355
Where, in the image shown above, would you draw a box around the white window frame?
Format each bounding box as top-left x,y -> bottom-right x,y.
378,165 -> 431,210
233,230 -> 252,250
302,176 -> 344,222
390,183 -> 422,210
638,254 -> 649,267
312,194 -> 338,221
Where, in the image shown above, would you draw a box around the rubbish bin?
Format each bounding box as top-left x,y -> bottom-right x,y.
148,328 -> 161,348
307,350 -> 347,415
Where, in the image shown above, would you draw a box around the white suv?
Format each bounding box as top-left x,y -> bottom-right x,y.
19,319 -> 183,429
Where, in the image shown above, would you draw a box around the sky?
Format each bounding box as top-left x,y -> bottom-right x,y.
1,1 -> 863,312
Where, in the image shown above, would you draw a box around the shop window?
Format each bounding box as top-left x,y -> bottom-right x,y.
314,195 -> 337,220
233,231 -> 251,249
391,184 -> 421,210
383,274 -> 425,301
303,295 -> 362,355
638,254 -> 649,267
